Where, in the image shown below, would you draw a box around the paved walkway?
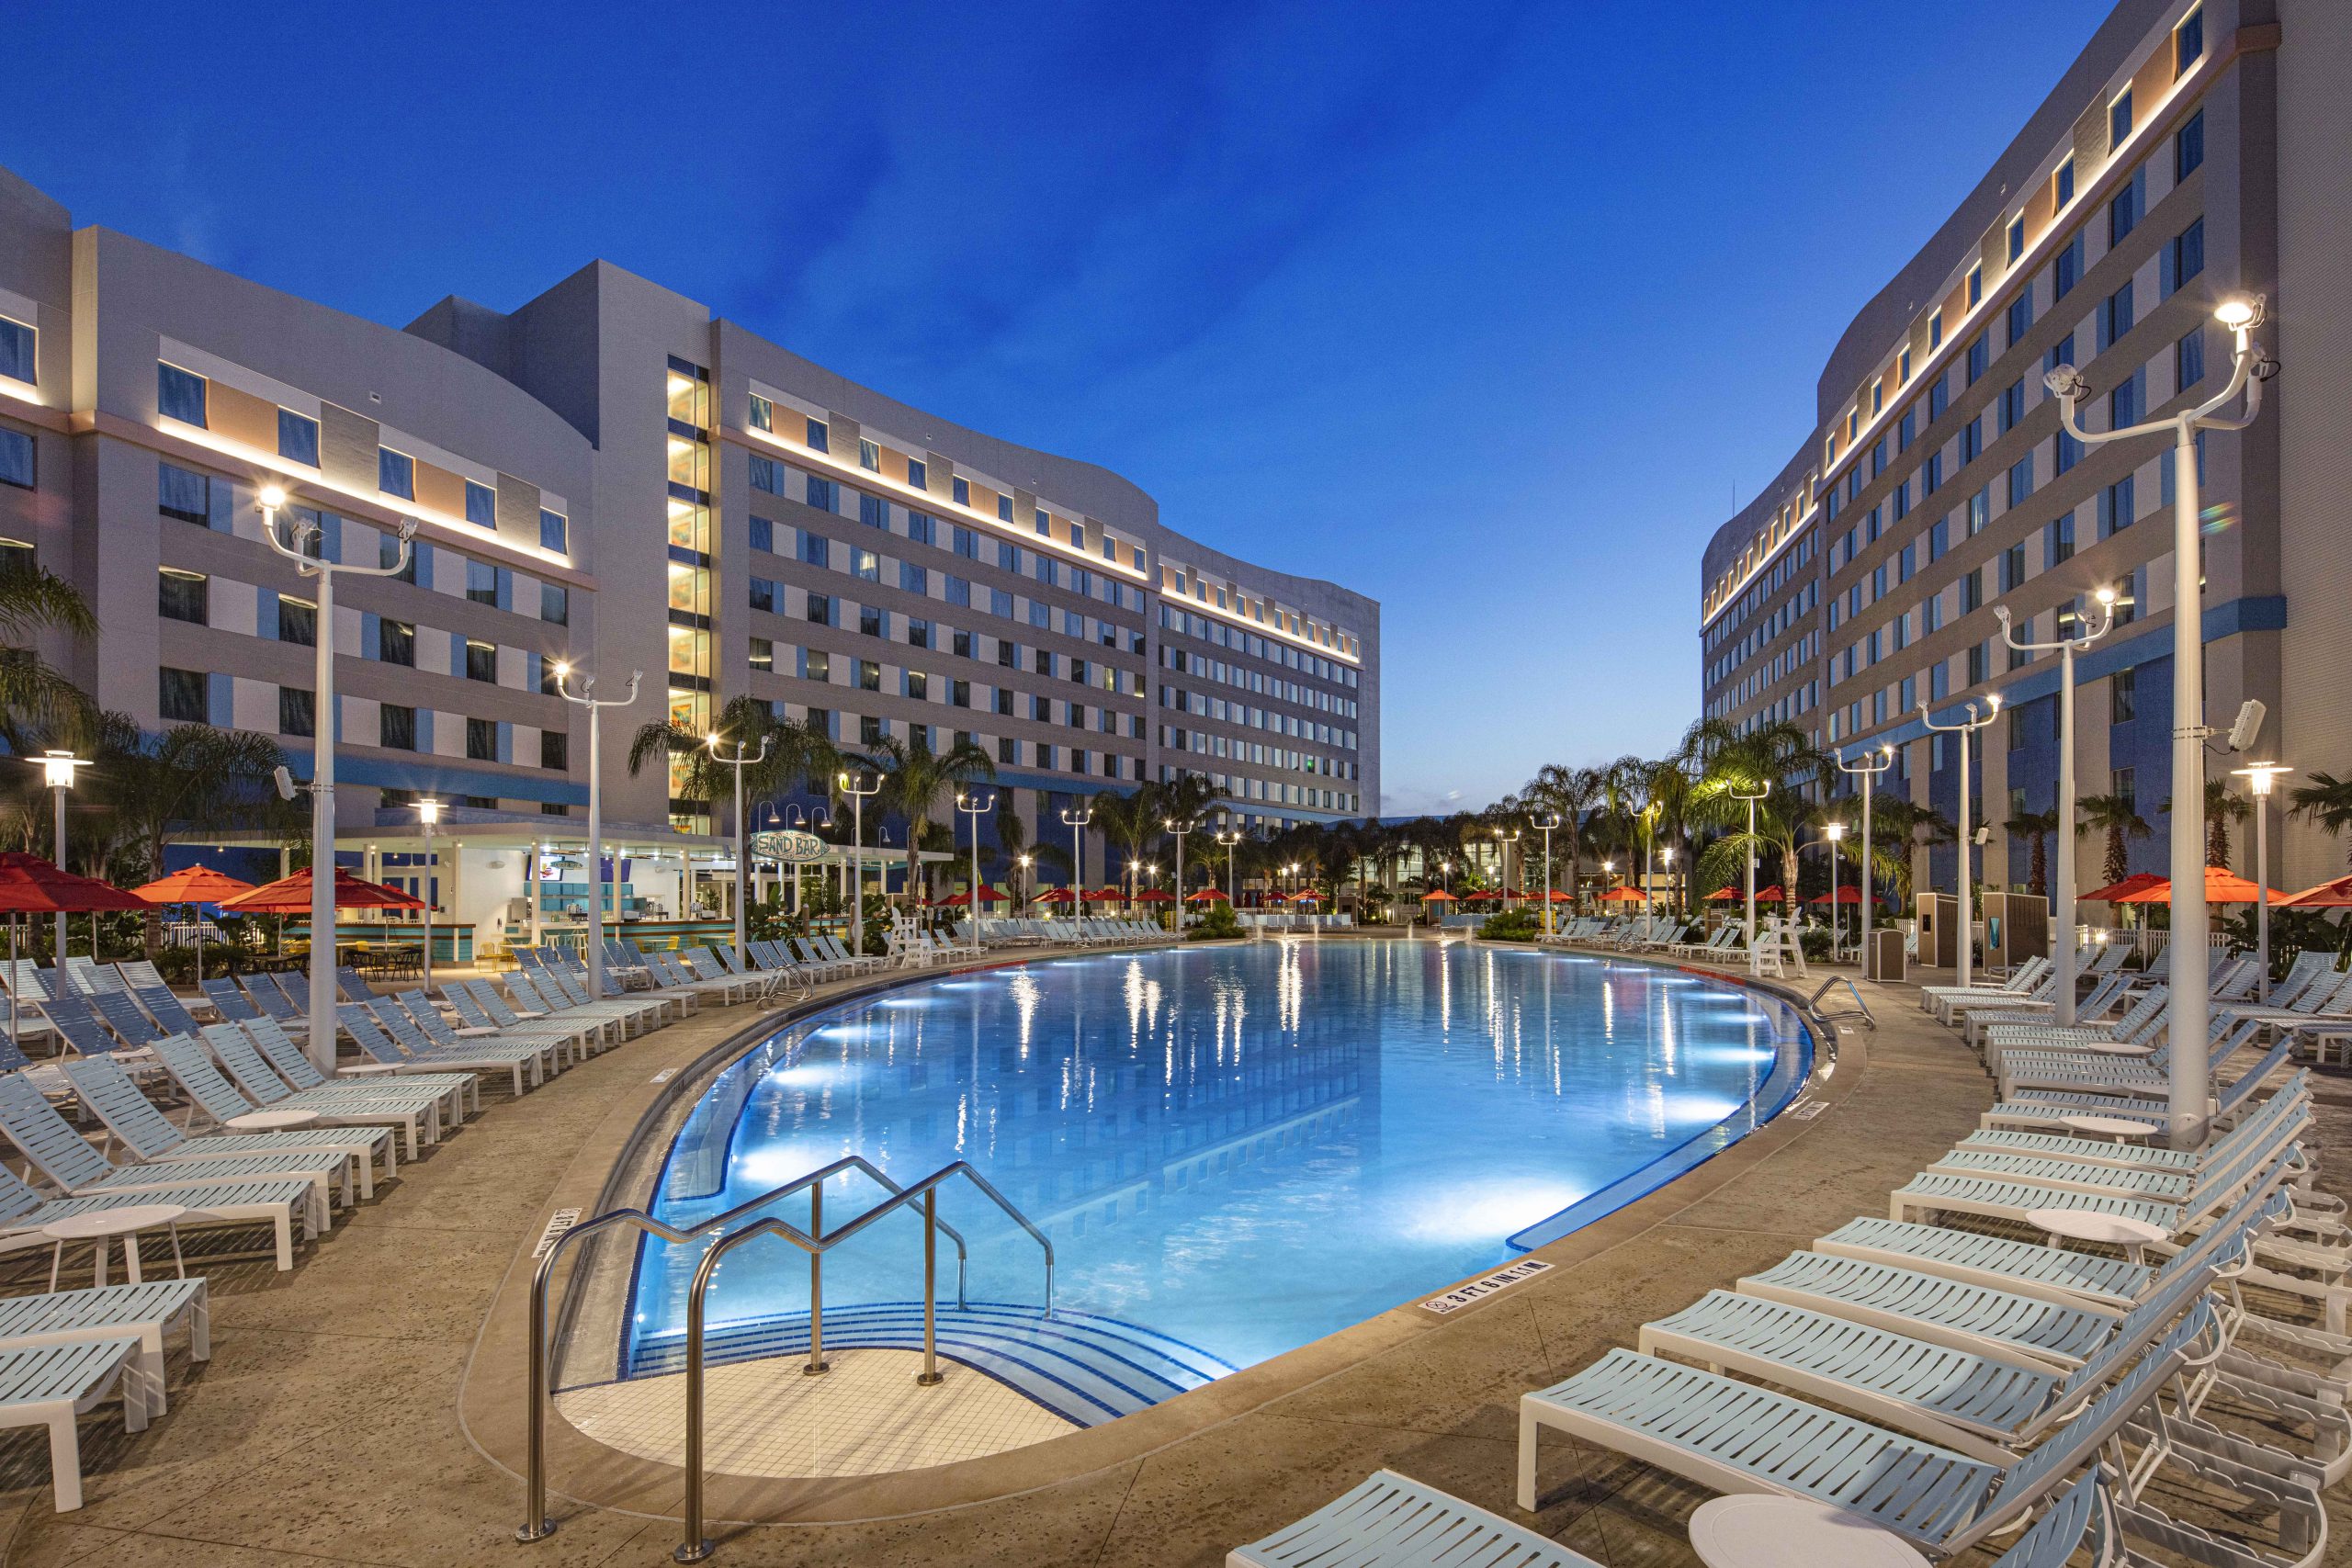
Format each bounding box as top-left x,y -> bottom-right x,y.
0,951 -> 2338,1566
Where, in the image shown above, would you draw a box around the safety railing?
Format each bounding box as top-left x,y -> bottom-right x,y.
514,1155 -> 1050,1557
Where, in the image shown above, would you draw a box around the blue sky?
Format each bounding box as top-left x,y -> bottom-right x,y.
12,0 -> 2113,815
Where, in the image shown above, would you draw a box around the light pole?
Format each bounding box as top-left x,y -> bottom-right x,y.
1997,587 -> 2116,1023
552,661 -> 640,1010
1166,817 -> 1196,929
413,798 -> 442,996
1016,854 -> 1033,915
2231,762 -> 2290,1001
836,770 -> 880,956
1059,804 -> 1092,911
956,791 -> 993,957
1493,829 -> 1519,907
258,484 -> 416,1067
1660,845 -> 1676,920
1729,782 -> 1769,966
2048,293 -> 2271,1147
1918,696 -> 2001,995
1532,814 -> 1561,938
706,730 -> 770,958
1821,822 -> 1845,960
1837,744 -> 1895,979
34,750 -> 84,958
1216,828 -> 1242,911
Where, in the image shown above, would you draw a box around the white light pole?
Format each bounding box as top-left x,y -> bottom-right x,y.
1729,783 -> 1769,968
552,661 -> 641,1008
258,485 -> 416,1068
1838,745 -> 1895,979
1059,805 -> 1092,912
837,771 -> 880,956
706,729 -> 770,958
413,797 -> 442,996
1533,814 -> 1561,938
2231,762 -> 2290,1001
2048,294 -> 2270,1147
956,790 -> 993,957
1821,822 -> 1845,959
1166,817 -> 1195,929
1660,845 -> 1677,921
1997,588 -> 2116,1024
1918,696 -> 2001,995
35,750 -> 84,958
1216,829 -> 1242,909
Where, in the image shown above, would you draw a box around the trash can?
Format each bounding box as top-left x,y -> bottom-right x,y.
1867,929 -> 1906,983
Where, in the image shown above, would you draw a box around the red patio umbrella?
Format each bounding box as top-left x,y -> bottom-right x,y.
938,886 -> 1007,907
1524,888 -> 1571,902
1597,886 -> 1646,903
1751,885 -> 1790,902
1134,889 -> 1175,904
132,865 -> 257,904
1419,888 -> 1457,902
219,865 -> 425,915
1032,886 -> 1075,907
2078,872 -> 2165,903
1808,886 -> 1863,905
0,852 -> 154,1046
2279,875 -> 2352,908
1464,888 -> 1503,900
1703,886 -> 1741,901
1291,889 -> 1325,903
1187,887 -> 1230,902
2113,865 -> 2289,905
1081,887 -> 1123,903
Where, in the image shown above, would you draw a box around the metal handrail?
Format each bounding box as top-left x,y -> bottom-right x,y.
514,1153 -> 992,1545
673,1159 -> 1053,1562
1808,975 -> 1876,1031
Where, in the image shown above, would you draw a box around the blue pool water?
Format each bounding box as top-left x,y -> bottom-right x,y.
623,941 -> 1810,1418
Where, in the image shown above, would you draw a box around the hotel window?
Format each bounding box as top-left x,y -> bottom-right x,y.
2099,476 -> 2136,537
466,559 -> 499,605
2056,158 -> 2075,206
1898,409 -> 1916,453
2108,170 -> 2143,246
1967,265 -> 1983,308
2000,543 -> 2028,592
466,717 -> 496,761
2099,281 -> 2134,350
1928,310 -> 1943,351
862,716 -> 886,745
998,494 -> 1014,523
465,479 -> 496,528
1928,517 -> 1949,561
2047,515 -> 2075,566
807,476 -> 836,511
1928,375 -> 1948,422
1962,416 -> 1983,464
2109,90 -> 2132,148
2007,455 -> 2034,509
2052,233 -> 2083,299
278,686 -> 314,739
277,409 -> 320,466
907,617 -> 931,649
1923,452 -> 1943,496
2112,667 -> 2137,723
807,592 -> 832,626
747,577 -> 775,612
857,438 -> 879,471
540,730 -> 569,770
852,548 -> 878,582
0,318 -> 30,384
0,426 -> 29,491
159,668 -> 208,723
2007,216 -> 2025,265
860,604 -> 884,637
2177,325 -> 2207,389
952,477 -> 969,507
2176,109 -> 2204,180
277,595 -> 317,646
542,583 -> 569,626
1966,333 -> 1987,385
2162,218 -> 2204,297
906,511 -> 934,546
466,640 -> 496,682
540,509 -> 568,554
379,704 -> 417,751
2177,6 -> 2203,73
2007,294 -> 2031,349
157,363 -> 207,426
379,620 -> 414,666
157,568 -> 208,625
378,448 -> 414,500
749,393 -> 773,433
906,458 -> 927,491
1998,379 -> 2024,434
806,418 -> 829,453
2109,371 -> 2142,432
1871,380 -> 1883,415
859,492 -> 887,528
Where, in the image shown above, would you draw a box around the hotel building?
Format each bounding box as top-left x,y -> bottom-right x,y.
0,159 -> 1377,923
1699,0 -> 2351,893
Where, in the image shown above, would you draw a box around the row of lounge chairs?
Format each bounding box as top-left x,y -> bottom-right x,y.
949,918 -> 1169,953
1239,1033 -> 2346,1566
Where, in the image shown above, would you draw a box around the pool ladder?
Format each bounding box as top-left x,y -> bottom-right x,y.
515,1155 -> 1053,1561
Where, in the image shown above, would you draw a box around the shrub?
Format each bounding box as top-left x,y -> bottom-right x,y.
1189,903 -> 1243,941
1478,908 -> 1542,942
1799,926 -> 1832,961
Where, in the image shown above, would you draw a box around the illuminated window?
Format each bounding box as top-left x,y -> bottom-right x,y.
158,364 -> 207,426
378,448 -> 414,500
0,318 -> 31,385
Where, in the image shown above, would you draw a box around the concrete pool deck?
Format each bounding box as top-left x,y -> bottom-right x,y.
0,940 -> 2340,1565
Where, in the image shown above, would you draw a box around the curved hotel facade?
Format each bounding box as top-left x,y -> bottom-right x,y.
0,159 -> 1377,910
1699,0 -> 2350,893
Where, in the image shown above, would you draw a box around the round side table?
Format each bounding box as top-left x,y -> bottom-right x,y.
42,1203 -> 189,1291
2027,1206 -> 2170,1265
227,1108 -> 321,1133
1688,1495 -> 1928,1568
2060,1113 -> 2157,1144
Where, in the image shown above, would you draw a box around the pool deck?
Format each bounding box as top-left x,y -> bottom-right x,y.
0,938 -> 2343,1566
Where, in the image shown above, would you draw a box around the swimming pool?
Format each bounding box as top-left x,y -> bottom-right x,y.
622,940 -> 1811,1424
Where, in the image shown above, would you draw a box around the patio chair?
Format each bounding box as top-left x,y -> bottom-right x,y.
1984,1038 -> 2290,1136
444,983 -> 607,1056
0,1334 -> 153,1510
0,1276 -> 208,1426
198,977 -> 262,1024
154,1033 -> 437,1161
344,1003 -> 546,1096
199,1022 -> 471,1137
61,1055 -> 394,1200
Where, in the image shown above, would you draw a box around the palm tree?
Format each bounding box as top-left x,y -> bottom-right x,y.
2076,794 -> 2151,887
2288,772 -> 2352,870
1088,787 -> 1156,895
1525,763 -> 1603,904
845,731 -> 994,902
2158,778 -> 2251,869
83,714 -> 295,955
994,806 -> 1032,909
1685,717 -> 1834,897
0,561 -> 98,751
625,695 -> 837,831
2003,808 -> 2060,897
1863,796 -> 1947,907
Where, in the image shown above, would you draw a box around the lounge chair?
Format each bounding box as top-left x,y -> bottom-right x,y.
153,1033 -> 435,1161
1983,1039 -> 2290,1135
197,977 -> 262,1024
443,984 -> 605,1056
1231,1470 -> 1602,1568
0,1277 -> 207,1423
345,1002 -> 548,1095
0,1335 -> 153,1509
0,1133 -> 315,1274
60,1055 -> 394,1201
194,1024 -> 469,1143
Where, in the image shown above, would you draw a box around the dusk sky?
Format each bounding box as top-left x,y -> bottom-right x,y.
13,0 -> 2114,817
